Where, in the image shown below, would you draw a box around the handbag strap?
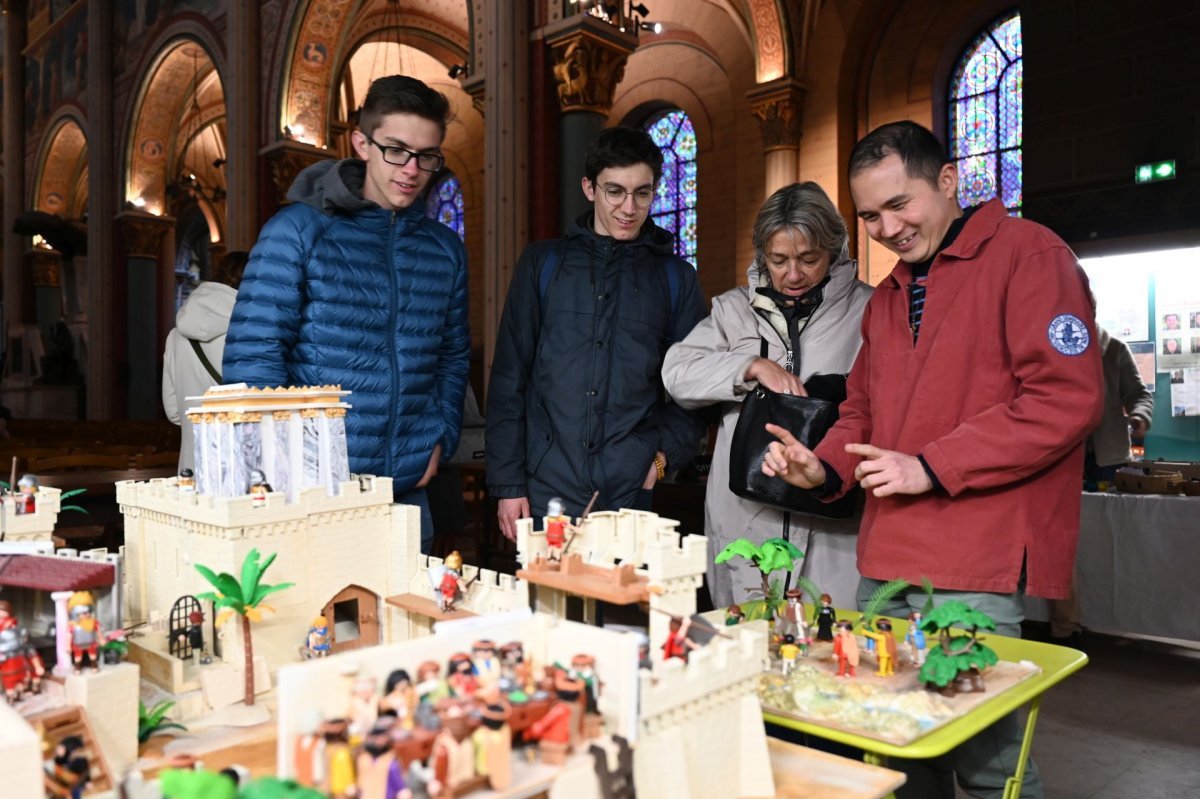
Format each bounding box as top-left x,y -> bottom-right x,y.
189,338 -> 222,383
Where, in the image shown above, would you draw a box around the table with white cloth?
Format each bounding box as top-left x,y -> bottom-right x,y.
1025,491 -> 1200,642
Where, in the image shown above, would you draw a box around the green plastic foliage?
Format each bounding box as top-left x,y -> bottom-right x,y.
160,769 -> 237,799
920,600 -> 997,634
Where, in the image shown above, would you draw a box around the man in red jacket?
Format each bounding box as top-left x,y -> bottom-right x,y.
764,122 -> 1103,799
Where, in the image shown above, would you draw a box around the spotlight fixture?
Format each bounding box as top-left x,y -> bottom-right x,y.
212,158 -> 227,169
448,63 -> 468,79
639,21 -> 662,34
629,2 -> 650,17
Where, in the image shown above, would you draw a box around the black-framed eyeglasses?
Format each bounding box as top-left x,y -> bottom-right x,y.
365,135 -> 445,172
599,184 -> 656,209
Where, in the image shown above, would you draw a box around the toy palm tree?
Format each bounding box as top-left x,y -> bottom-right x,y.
918,599 -> 999,695
195,549 -> 293,707
714,537 -> 805,621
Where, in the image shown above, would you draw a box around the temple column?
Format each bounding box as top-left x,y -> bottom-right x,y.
748,78 -> 805,197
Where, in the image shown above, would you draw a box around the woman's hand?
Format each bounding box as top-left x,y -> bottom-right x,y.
745,357 -> 806,396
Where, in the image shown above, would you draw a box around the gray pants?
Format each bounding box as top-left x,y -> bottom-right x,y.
856,577 -> 1044,799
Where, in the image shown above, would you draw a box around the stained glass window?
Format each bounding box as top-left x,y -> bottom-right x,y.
645,110 -> 698,267
949,11 -> 1022,215
425,172 -> 465,240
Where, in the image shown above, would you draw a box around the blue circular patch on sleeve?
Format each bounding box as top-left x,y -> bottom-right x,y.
1048,314 -> 1090,355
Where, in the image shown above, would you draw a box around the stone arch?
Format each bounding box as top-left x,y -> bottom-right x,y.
123,33 -> 227,247
33,109 -> 89,220
277,0 -> 470,148
744,0 -> 789,82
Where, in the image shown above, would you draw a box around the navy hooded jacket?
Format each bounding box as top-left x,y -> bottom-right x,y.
485,213 -> 707,516
222,158 -> 470,494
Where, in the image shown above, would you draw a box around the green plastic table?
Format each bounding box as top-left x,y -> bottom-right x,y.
762,608 -> 1088,799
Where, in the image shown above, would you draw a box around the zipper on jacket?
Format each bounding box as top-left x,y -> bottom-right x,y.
386,211 -> 401,478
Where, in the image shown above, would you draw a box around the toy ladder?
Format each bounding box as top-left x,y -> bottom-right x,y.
29,705 -> 115,795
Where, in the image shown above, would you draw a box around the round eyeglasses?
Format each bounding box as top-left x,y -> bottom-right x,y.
600,184 -> 656,209
365,135 -> 445,172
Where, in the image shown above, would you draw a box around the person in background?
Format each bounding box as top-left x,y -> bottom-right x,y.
162,251 -> 248,471
662,182 -> 871,609
1052,326 -> 1154,642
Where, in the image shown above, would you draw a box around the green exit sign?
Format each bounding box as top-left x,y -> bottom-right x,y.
1135,160 -> 1176,183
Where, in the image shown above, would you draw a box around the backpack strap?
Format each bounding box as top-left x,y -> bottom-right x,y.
188,338 -> 222,383
537,239 -> 569,307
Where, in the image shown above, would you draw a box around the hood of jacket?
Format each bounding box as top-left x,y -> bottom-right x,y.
564,212 -> 677,256
286,158 -> 426,218
175,281 -> 238,342
748,256 -> 862,338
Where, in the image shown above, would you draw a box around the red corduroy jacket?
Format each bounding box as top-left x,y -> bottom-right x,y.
817,199 -> 1104,599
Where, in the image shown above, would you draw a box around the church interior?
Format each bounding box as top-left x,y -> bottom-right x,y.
1,1 -> 1198,797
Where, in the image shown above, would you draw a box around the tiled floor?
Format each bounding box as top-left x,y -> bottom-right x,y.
1021,629 -> 1200,799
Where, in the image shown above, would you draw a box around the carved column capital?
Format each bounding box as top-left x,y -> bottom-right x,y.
461,74 -> 486,117
260,140 -> 335,207
116,211 -> 172,258
546,17 -> 637,115
747,78 -> 806,152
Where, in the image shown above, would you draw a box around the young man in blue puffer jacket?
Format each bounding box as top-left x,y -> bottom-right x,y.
223,76 -> 470,552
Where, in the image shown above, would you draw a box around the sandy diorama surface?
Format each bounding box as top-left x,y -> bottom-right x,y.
758,637 -> 1041,745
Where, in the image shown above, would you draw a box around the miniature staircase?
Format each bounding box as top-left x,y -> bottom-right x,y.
29,705 -> 115,795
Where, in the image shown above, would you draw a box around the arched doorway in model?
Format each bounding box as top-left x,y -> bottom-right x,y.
321,584 -> 380,654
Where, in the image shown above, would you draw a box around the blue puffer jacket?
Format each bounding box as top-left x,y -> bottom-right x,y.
222,158 -> 470,494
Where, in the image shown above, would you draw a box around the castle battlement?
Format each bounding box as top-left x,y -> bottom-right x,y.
643,533 -> 708,582
116,475 -> 395,533
2,485 -> 62,542
638,623 -> 767,722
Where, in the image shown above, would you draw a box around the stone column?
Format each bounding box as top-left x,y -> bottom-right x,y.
545,17 -> 638,232
51,590 -> 73,677
748,78 -> 806,197
87,0 -> 117,418
117,211 -> 172,419
2,1 -> 28,336
476,0 -> 530,385
225,0 -> 260,251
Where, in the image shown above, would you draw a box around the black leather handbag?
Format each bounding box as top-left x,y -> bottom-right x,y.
728,369 -> 859,519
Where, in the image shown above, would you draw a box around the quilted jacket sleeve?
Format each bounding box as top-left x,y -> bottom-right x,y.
222,205 -> 320,387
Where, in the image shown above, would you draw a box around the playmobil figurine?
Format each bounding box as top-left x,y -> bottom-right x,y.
570,653 -> 601,718
447,652 -> 478,698
380,669 -> 417,730
356,720 -> 411,799
173,610 -> 206,666
779,589 -> 804,638
543,496 -> 573,564
44,734 -> 90,799
527,672 -> 585,764
906,611 -> 928,666
779,635 -> 800,676
814,593 -> 837,642
248,469 -> 272,508
471,639 -> 502,693
67,591 -> 103,673
499,641 -> 532,699
863,619 -> 898,677
15,473 -> 38,515
305,615 -> 331,659
0,600 -> 15,632
348,674 -> 380,742
1,614 -> 45,703
833,620 -> 859,678
431,551 -> 468,612
417,660 -> 449,707
661,616 -> 700,663
724,604 -> 745,626
472,703 -> 513,790
428,700 -> 476,798
177,468 -> 196,493
319,718 -> 357,798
